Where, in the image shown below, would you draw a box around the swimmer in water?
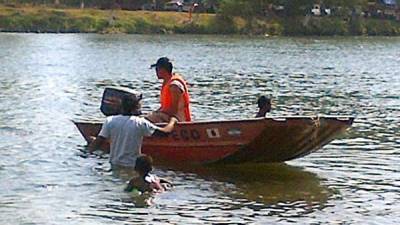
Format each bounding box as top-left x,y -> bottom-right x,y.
256,96 -> 272,118
125,155 -> 172,193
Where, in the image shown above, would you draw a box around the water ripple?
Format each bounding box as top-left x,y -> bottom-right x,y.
0,34 -> 399,224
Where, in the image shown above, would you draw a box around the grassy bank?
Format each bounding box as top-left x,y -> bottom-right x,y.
1,5 -> 400,36
0,5 -> 223,34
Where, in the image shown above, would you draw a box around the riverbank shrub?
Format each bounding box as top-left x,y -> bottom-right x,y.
365,19 -> 400,35
173,22 -> 205,34
284,17 -> 348,36
349,18 -> 365,35
133,18 -> 166,34
209,14 -> 237,34
310,17 -> 348,36
282,18 -> 306,36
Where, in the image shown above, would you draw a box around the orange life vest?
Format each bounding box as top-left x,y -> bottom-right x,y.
160,74 -> 192,122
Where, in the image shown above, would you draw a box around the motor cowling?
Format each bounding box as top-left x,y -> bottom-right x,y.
100,87 -> 142,116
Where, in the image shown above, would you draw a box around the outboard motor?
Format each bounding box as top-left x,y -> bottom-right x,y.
100,87 -> 142,116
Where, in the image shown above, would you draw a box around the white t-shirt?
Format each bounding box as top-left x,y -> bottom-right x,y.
98,115 -> 158,168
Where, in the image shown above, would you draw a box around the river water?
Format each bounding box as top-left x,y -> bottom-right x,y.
0,33 -> 399,224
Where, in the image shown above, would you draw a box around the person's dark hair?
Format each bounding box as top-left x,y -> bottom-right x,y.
121,95 -> 139,116
134,155 -> 153,175
257,96 -> 271,109
164,62 -> 173,73
153,57 -> 173,73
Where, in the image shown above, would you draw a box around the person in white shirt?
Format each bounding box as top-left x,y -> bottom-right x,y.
89,95 -> 177,169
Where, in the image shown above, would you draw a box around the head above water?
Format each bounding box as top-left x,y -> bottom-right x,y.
257,96 -> 272,110
121,95 -> 141,116
151,57 -> 173,79
134,155 -> 153,175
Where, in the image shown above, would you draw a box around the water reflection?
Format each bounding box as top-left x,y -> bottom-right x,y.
80,162 -> 331,224
167,163 -> 331,206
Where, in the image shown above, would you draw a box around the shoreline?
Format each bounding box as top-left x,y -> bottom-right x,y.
1,5 -> 400,36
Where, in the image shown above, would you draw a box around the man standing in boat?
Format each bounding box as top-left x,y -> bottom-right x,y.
89,95 -> 178,170
146,57 -> 192,123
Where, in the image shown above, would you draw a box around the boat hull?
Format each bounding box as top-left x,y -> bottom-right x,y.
73,116 -> 353,165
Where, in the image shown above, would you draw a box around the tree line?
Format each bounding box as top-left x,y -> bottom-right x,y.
218,0 -> 371,18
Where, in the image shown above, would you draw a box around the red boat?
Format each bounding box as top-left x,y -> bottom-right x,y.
74,116 -> 354,165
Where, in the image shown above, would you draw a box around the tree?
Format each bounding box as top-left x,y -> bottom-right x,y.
219,0 -> 275,18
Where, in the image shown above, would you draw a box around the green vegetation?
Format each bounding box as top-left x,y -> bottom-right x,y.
0,5 -> 220,34
215,0 -> 400,35
0,5 -> 257,34
0,0 -> 400,35
282,17 -> 400,36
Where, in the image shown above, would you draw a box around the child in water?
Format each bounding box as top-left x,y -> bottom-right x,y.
125,155 -> 172,193
256,96 -> 272,118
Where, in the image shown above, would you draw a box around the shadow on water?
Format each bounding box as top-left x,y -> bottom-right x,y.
77,140 -> 331,221
78,144 -> 330,209
78,161 -> 332,224
167,163 -> 332,207
77,144 -> 331,207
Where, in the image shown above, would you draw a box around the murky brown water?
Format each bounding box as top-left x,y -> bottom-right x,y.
0,33 -> 399,224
